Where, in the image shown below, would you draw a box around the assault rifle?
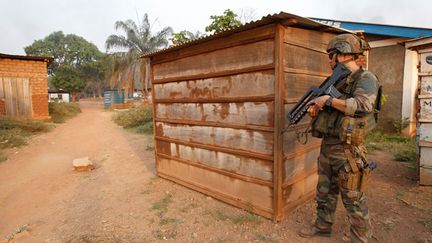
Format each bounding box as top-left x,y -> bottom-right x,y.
287,63 -> 352,125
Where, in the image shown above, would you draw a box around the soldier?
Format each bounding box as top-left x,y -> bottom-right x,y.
298,33 -> 381,243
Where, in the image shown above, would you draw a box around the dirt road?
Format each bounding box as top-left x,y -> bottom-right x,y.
1,101 -> 431,242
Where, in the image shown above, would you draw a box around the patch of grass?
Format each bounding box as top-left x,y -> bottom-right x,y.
0,117 -> 53,149
215,238 -> 232,243
180,202 -> 198,213
395,191 -> 404,201
230,212 -> 263,225
159,217 -> 181,226
150,194 -> 173,212
209,209 -> 230,221
0,128 -> 27,148
112,105 -> 153,134
366,130 -> 417,164
49,102 -> 81,123
255,234 -> 277,243
208,209 -> 262,225
0,152 -> 7,162
395,149 -> 417,162
0,117 -> 52,133
152,228 -> 177,240
424,219 -> 432,230
134,122 -> 153,134
146,144 -> 154,151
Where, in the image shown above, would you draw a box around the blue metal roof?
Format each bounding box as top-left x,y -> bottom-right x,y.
311,18 -> 432,38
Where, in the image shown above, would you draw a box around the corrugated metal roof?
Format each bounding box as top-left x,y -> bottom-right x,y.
311,17 -> 432,39
404,36 -> 432,49
0,53 -> 54,64
141,12 -> 352,58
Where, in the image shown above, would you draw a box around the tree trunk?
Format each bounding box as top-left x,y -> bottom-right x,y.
71,92 -> 78,102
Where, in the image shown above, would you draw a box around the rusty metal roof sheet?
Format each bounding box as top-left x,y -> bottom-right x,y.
141,12 -> 352,58
0,53 -> 54,64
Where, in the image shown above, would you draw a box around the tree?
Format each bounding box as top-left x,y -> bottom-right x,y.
79,56 -> 111,98
25,31 -> 103,101
205,9 -> 242,34
51,66 -> 86,101
105,14 -> 173,97
106,14 -> 173,54
170,30 -> 203,45
25,31 -> 102,75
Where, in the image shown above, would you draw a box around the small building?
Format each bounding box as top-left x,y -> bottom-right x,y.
48,89 -> 70,103
311,18 -> 432,135
405,37 -> 432,186
143,12 -> 351,221
0,53 -> 53,119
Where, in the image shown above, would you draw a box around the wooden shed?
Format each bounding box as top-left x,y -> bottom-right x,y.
143,12 -> 350,221
0,53 -> 53,119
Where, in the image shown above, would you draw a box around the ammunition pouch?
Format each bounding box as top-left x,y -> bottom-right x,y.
339,169 -> 362,192
360,166 -> 373,192
311,109 -> 343,138
339,116 -> 367,145
339,166 -> 372,193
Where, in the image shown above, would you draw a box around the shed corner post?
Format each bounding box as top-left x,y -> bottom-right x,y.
273,23 -> 285,222
149,59 -> 159,174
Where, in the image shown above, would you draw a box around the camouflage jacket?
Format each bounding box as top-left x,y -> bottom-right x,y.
343,67 -> 379,117
311,66 -> 379,139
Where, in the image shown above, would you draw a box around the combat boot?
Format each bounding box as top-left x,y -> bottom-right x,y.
299,225 -> 332,238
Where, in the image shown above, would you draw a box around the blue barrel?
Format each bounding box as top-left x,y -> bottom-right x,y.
112,89 -> 125,104
103,90 -> 112,109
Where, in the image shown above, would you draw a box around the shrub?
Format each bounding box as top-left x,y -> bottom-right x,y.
112,105 -> 153,134
49,102 -> 81,123
135,122 -> 154,134
392,117 -> 410,134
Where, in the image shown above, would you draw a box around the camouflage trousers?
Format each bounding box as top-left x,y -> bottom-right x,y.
315,140 -> 372,243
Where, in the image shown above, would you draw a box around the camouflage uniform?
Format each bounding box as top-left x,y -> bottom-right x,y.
314,68 -> 379,243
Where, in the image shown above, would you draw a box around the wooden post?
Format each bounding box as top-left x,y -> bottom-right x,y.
149,62 -> 159,171
273,24 -> 285,221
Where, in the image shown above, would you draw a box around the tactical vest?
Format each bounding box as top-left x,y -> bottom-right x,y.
311,68 -> 381,140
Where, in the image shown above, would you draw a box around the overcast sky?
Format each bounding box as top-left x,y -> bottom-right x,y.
1,0 -> 431,55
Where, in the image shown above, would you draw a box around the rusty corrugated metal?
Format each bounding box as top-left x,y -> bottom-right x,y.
141,12 -> 351,58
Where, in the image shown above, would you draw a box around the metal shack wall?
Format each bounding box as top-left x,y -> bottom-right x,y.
418,46 -> 432,186
151,25 -> 277,218
369,45 -> 406,132
281,27 -> 335,216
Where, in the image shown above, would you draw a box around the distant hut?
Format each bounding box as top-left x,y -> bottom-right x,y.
0,53 -> 52,119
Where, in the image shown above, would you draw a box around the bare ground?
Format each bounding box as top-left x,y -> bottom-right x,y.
0,101 -> 431,243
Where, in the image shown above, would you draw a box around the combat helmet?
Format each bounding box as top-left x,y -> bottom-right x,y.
327,33 -> 370,54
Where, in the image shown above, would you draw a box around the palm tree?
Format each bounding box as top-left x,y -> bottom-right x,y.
105,14 -> 173,97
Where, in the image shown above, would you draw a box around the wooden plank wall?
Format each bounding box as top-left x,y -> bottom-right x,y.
281,27 -> 335,215
151,25 -> 277,218
0,77 -> 32,117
